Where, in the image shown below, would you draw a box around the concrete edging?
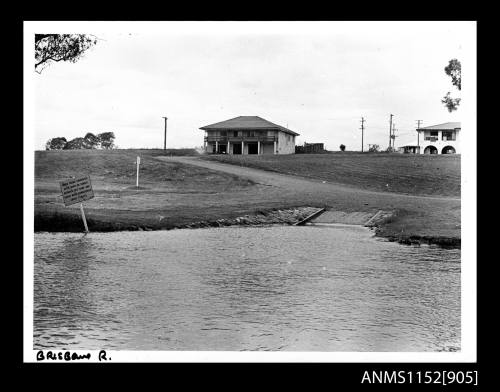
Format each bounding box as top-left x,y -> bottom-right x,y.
294,208 -> 327,226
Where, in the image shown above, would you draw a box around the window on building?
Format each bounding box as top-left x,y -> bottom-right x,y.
442,131 -> 455,141
233,131 -> 238,137
425,130 -> 439,141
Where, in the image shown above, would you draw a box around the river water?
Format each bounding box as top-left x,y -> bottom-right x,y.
33,225 -> 460,352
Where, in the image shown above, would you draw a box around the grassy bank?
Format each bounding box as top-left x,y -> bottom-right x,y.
202,152 -> 460,197
195,153 -> 461,247
34,149 -> 460,248
35,149 -> 254,230
35,149 -> 320,232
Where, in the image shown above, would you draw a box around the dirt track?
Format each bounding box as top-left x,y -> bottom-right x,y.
158,156 -> 461,242
162,156 -> 460,202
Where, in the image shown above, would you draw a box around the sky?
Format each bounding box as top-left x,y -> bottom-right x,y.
30,21 -> 474,151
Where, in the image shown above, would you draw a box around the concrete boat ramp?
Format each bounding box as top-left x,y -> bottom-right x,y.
295,208 -> 393,227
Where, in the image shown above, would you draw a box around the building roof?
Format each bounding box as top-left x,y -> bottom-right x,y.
200,116 -> 300,136
417,122 -> 461,131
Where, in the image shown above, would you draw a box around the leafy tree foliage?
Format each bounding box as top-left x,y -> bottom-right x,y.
442,59 -> 461,112
46,132 -> 116,150
444,59 -> 461,90
83,132 -> 100,149
339,144 -> 346,151
35,34 -> 97,73
45,137 -> 67,150
98,132 -> 115,149
368,144 -> 380,153
63,137 -> 85,150
442,92 -> 461,113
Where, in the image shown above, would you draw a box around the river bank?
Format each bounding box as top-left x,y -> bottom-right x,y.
34,206 -> 319,232
34,205 -> 460,248
34,149 -> 461,249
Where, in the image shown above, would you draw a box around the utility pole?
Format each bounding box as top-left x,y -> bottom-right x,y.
389,114 -> 394,150
162,116 -> 168,150
360,117 -> 365,152
416,120 -> 423,151
391,124 -> 397,149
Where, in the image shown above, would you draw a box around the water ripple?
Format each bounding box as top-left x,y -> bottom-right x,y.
34,226 -> 460,351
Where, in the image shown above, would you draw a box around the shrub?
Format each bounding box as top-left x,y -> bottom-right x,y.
368,144 -> 380,153
339,144 -> 346,151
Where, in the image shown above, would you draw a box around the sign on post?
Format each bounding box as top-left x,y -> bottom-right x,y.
59,175 -> 94,233
60,175 -> 94,206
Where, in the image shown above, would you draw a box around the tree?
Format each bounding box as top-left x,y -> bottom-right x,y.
339,144 -> 346,151
35,34 -> 97,73
45,137 -> 67,150
368,144 -> 380,153
442,59 -> 461,112
64,137 -> 85,150
97,132 -> 115,149
83,132 -> 100,149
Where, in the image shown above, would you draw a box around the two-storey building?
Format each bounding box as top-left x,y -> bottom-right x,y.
200,116 -> 299,155
417,122 -> 461,154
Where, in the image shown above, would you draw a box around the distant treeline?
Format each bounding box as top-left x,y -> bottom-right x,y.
46,132 -> 115,150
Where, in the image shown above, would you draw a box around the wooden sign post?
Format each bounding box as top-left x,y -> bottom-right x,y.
136,156 -> 141,188
80,203 -> 89,233
59,175 -> 94,233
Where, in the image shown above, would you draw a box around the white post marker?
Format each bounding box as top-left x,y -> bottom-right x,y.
80,203 -> 89,233
136,156 -> 141,188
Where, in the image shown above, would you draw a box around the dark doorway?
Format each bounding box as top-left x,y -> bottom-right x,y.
248,143 -> 258,155
424,146 -> 438,154
442,146 -> 456,154
233,143 -> 242,155
219,144 -> 227,154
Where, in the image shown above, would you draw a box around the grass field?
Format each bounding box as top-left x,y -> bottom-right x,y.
36,149 -> 247,190
35,149 -> 255,231
202,152 -> 461,197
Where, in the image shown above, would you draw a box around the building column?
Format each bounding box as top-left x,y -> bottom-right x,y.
273,140 -> 277,154
215,140 -> 218,154
257,140 -> 260,155
228,140 -> 231,154
242,140 -> 245,155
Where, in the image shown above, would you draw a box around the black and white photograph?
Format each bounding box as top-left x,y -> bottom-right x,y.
23,21 -> 477,364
